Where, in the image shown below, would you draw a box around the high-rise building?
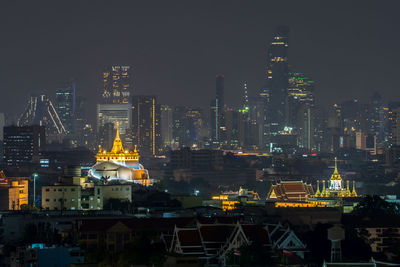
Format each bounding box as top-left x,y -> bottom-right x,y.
211,75 -> 226,145
263,26 -> 290,136
18,95 -> 67,136
161,105 -> 173,148
102,66 -> 131,104
55,80 -> 76,134
3,125 -> 46,166
287,72 -> 315,150
132,96 -> 161,156
392,108 -> 400,146
0,113 -> 5,141
97,104 -> 132,136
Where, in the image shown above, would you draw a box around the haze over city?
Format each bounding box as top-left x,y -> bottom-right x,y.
2,1 -> 400,122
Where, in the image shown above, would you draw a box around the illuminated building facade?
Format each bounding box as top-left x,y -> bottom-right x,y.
287,72 -> 314,105
210,188 -> 260,211
3,125 -> 45,166
90,123 -> 152,185
160,105 -> 173,147
55,80 -> 76,134
392,108 -> 400,146
0,171 -> 29,210
267,180 -> 314,201
132,95 -> 161,156
97,104 -> 132,136
264,25 -> 290,136
18,95 -> 67,135
102,66 -> 131,104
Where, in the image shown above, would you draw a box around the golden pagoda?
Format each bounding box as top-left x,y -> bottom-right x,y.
96,122 -> 140,166
314,158 -> 357,198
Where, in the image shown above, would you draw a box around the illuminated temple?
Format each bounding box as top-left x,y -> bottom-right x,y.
89,123 -> 152,185
314,158 -> 357,198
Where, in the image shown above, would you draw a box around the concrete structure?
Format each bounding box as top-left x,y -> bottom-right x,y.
102,184 -> 132,202
132,95 -> 161,156
102,65 -> 131,104
0,171 -> 29,210
3,125 -> 46,166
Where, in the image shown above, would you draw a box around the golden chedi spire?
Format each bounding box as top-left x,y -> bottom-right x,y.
111,122 -> 124,154
351,180 -> 358,197
345,180 -> 351,197
315,180 -> 321,197
330,157 -> 342,181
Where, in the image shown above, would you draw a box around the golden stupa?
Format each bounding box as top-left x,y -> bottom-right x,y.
314,157 -> 357,198
96,122 -> 140,165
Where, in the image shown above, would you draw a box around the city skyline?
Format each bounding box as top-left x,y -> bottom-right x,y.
2,1 -> 400,122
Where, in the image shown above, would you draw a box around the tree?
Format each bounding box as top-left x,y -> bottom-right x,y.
352,195 -> 400,216
226,242 -> 272,267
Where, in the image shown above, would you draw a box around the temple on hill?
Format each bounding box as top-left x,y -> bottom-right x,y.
314,158 -> 357,198
89,122 -> 152,185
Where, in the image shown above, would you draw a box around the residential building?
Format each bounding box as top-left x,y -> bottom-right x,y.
0,171 -> 29,210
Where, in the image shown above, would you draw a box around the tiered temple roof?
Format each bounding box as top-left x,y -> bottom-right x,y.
267,181 -> 314,201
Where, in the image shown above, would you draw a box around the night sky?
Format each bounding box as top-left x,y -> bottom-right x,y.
1,1 -> 400,123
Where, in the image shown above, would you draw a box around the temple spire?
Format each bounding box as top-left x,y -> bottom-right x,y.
351,180 -> 358,197
334,157 -> 338,174
315,180 -> 321,197
111,122 -> 124,153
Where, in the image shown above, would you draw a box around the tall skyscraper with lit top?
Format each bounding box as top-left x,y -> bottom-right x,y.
102,66 -> 131,104
264,26 -> 290,135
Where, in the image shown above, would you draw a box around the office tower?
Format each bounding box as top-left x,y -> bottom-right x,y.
287,72 -> 314,106
55,80 -> 76,134
0,113 -> 4,141
392,108 -> 400,146
102,66 -> 131,104
0,113 -> 4,163
264,25 -> 290,136
132,96 -> 161,156
287,72 -> 315,150
173,107 -> 207,149
161,105 -> 173,147
97,104 -> 132,136
3,125 -> 46,166
18,95 -> 67,136
98,122 -> 115,151
211,75 -> 226,145
368,92 -> 384,141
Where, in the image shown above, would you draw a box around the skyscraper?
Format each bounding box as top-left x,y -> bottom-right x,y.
3,125 -> 46,166
287,72 -> 315,150
211,75 -> 226,145
132,95 -> 161,156
160,105 -> 173,147
97,104 -> 132,135
102,66 -> 131,104
55,80 -> 76,134
263,26 -> 290,136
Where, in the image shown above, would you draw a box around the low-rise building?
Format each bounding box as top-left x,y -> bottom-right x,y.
0,170 -> 29,210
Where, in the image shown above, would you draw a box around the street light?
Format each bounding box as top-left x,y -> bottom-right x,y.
33,173 -> 39,207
